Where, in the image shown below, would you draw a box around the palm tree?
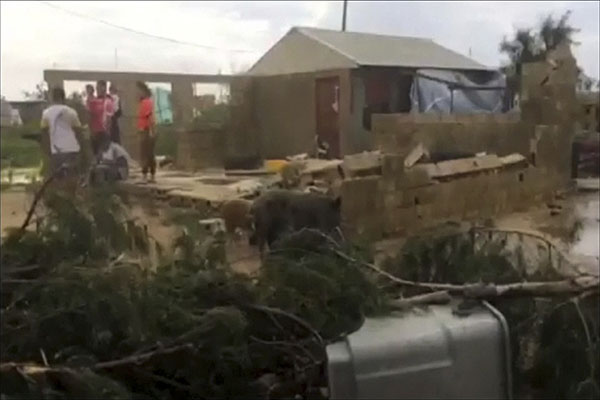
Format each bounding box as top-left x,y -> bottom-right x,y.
539,11 -> 579,53
499,11 -> 578,96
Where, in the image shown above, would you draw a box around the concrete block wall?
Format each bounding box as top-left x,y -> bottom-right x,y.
350,113 -> 571,238
341,164 -> 559,239
43,69 -> 233,163
372,113 -> 530,160
176,128 -> 225,171
340,43 -> 579,241
226,77 -> 262,168
340,176 -> 384,241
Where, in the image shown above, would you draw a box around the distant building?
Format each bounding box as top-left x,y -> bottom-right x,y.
1,98 -> 13,127
577,91 -> 600,132
242,26 -> 503,158
1,98 -> 22,127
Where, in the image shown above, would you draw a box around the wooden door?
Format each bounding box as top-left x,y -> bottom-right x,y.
315,77 -> 341,158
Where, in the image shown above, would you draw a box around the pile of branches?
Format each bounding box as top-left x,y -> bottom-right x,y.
1,188 -> 385,399
1,184 -> 598,399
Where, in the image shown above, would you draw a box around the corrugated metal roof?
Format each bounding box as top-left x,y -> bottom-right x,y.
296,27 -> 490,71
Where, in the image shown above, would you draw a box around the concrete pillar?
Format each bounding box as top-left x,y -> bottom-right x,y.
45,77 -> 64,93
170,79 -> 194,127
118,80 -> 140,160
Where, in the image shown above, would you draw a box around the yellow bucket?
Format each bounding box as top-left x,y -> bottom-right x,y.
264,159 -> 289,174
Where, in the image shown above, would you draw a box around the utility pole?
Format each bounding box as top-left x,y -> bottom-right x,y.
342,0 -> 348,32
114,48 -> 118,69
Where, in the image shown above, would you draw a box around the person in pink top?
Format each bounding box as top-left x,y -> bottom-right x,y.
87,80 -> 114,156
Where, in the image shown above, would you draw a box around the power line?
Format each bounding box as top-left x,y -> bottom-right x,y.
38,1 -> 256,54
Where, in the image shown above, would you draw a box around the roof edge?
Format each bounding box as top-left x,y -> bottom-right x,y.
295,27 -> 360,67
247,27 -> 297,74
294,26 -> 434,43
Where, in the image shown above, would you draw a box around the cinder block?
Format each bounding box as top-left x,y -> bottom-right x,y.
383,192 -> 402,210
444,178 -> 472,219
412,184 -> 441,206
374,133 -> 397,153
520,100 -> 542,123
471,113 -> 494,123
341,176 -> 383,217
439,114 -> 458,123
385,206 -> 419,233
454,114 -> 475,124
415,204 -> 435,222
414,113 -> 442,123
382,154 -> 405,178
398,165 -> 432,189
343,151 -> 383,177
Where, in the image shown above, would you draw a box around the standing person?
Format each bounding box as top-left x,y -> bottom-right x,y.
109,83 -> 122,144
88,80 -> 114,156
136,81 -> 156,183
40,87 -> 83,189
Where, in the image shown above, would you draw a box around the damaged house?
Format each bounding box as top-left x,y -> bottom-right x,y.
243,26 -> 506,159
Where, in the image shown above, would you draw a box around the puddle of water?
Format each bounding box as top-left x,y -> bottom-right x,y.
571,197 -> 600,258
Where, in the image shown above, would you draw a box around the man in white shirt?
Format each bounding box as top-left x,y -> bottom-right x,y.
40,87 -> 83,181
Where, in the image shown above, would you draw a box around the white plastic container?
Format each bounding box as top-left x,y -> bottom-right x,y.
326,300 -> 512,399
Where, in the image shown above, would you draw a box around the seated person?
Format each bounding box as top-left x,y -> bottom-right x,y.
90,137 -> 130,184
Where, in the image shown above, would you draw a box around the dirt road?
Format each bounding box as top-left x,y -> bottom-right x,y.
1,189 -> 31,235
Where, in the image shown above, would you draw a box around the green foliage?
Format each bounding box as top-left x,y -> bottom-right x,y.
1,190 -> 596,399
499,10 -> 579,93
1,191 -> 380,399
260,230 -> 388,339
188,103 -> 230,130
0,123 -> 44,169
155,124 -> 178,159
1,187 -> 135,270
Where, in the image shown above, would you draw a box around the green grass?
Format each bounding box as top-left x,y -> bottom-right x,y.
1,123 -> 43,169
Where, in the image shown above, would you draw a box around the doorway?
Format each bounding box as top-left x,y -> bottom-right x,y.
315,77 -> 341,158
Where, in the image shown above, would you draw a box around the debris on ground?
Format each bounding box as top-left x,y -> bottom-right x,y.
404,143 -> 428,168
342,150 -> 382,178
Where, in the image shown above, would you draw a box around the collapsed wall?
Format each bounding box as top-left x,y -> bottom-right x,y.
341,42 -> 578,241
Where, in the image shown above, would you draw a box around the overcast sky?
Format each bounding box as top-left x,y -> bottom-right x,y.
1,1 -> 598,100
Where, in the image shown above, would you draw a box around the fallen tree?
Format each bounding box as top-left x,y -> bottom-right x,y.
1,186 -> 598,399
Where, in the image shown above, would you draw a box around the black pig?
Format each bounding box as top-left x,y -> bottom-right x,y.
248,190 -> 341,254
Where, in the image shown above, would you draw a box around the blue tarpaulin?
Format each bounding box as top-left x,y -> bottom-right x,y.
151,88 -> 173,124
410,69 -> 507,113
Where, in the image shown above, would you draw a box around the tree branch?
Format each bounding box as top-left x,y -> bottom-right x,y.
18,166 -> 66,237
244,304 -> 324,346
92,343 -> 194,371
389,291 -> 452,310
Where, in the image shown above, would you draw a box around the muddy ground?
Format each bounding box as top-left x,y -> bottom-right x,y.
0,186 -> 262,275
2,185 -> 598,277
